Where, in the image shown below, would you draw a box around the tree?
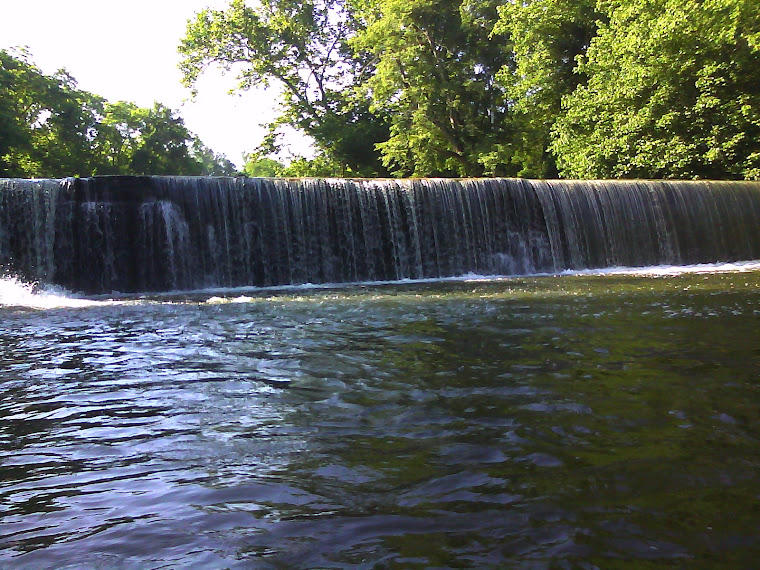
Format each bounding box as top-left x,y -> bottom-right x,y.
551,0 -> 760,180
0,48 -> 104,177
94,101 -> 146,174
0,48 -> 235,178
192,141 -> 238,176
280,153 -> 360,176
0,48 -> 38,177
95,101 -> 237,176
493,0 -> 601,177
179,0 -> 390,176
128,103 -> 207,175
242,155 -> 284,176
352,0 -> 516,177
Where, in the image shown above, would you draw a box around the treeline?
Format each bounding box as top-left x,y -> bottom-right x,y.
184,0 -> 760,180
0,48 -> 236,178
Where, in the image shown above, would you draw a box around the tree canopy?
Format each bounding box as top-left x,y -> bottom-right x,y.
179,0 -> 760,180
4,0 -> 760,180
0,48 -> 235,178
551,0 -> 760,179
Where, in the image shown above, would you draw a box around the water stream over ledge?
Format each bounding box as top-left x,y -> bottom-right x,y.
2,266 -> 759,567
3,177 -> 760,294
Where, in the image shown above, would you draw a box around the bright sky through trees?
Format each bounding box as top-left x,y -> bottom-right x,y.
0,0 -> 311,167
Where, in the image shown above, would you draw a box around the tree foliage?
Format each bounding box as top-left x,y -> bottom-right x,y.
99,102 -> 234,176
5,0 -> 760,181
0,49 -> 103,177
551,0 -> 760,179
351,0 -> 517,177
180,0 -> 760,180
179,0 -> 389,176
242,155 -> 284,177
493,0 -> 601,177
0,48 -> 235,178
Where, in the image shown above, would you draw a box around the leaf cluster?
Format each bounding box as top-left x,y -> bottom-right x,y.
552,0 -> 760,179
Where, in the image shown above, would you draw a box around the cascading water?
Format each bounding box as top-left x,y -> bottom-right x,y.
1,176 -> 759,294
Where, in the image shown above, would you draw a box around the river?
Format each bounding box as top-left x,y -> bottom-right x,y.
1,264 -> 759,567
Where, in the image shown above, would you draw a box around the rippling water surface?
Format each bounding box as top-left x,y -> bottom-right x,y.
2,268 -> 760,568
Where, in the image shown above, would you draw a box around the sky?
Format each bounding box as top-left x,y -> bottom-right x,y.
0,0 -> 313,168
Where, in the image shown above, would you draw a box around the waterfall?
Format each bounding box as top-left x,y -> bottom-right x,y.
1,176 -> 759,294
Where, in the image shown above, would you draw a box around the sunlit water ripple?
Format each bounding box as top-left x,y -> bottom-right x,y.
1,267 -> 760,567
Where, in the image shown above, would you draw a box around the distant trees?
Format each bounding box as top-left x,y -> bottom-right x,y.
0,48 -> 235,178
95,101 -> 236,176
180,0 -> 760,180
242,155 -> 284,177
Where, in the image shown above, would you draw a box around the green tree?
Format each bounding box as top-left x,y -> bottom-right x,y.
242,155 -> 284,176
0,48 -> 39,176
353,0 -> 515,177
280,153 -> 361,176
1,48 -> 235,178
493,0 -> 601,177
94,101 -> 145,174
0,48 -> 104,177
30,72 -> 105,176
0,50 -> 235,177
128,103 -> 205,175
179,0 -> 389,176
96,101 -> 237,176
552,0 -> 760,179
192,141 -> 238,176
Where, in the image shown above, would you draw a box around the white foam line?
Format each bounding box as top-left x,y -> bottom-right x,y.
0,277 -> 122,309
133,260 -> 760,303
4,260 -> 759,308
558,260 -> 760,277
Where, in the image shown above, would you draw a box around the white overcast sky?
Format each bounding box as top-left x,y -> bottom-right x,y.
0,0 -> 312,167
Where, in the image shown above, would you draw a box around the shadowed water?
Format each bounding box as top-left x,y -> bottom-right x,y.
1,268 -> 759,567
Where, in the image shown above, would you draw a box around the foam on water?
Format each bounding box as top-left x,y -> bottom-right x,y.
559,260 -> 760,277
0,276 -> 115,309
4,260 -> 759,308
191,260 -> 760,304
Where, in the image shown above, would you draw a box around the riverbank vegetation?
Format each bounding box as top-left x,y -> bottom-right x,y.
183,0 -> 760,180
2,0 -> 758,180
0,48 -> 236,178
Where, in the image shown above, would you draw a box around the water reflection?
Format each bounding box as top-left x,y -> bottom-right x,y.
1,271 -> 759,566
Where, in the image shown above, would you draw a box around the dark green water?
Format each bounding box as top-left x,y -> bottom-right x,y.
1,267 -> 759,568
